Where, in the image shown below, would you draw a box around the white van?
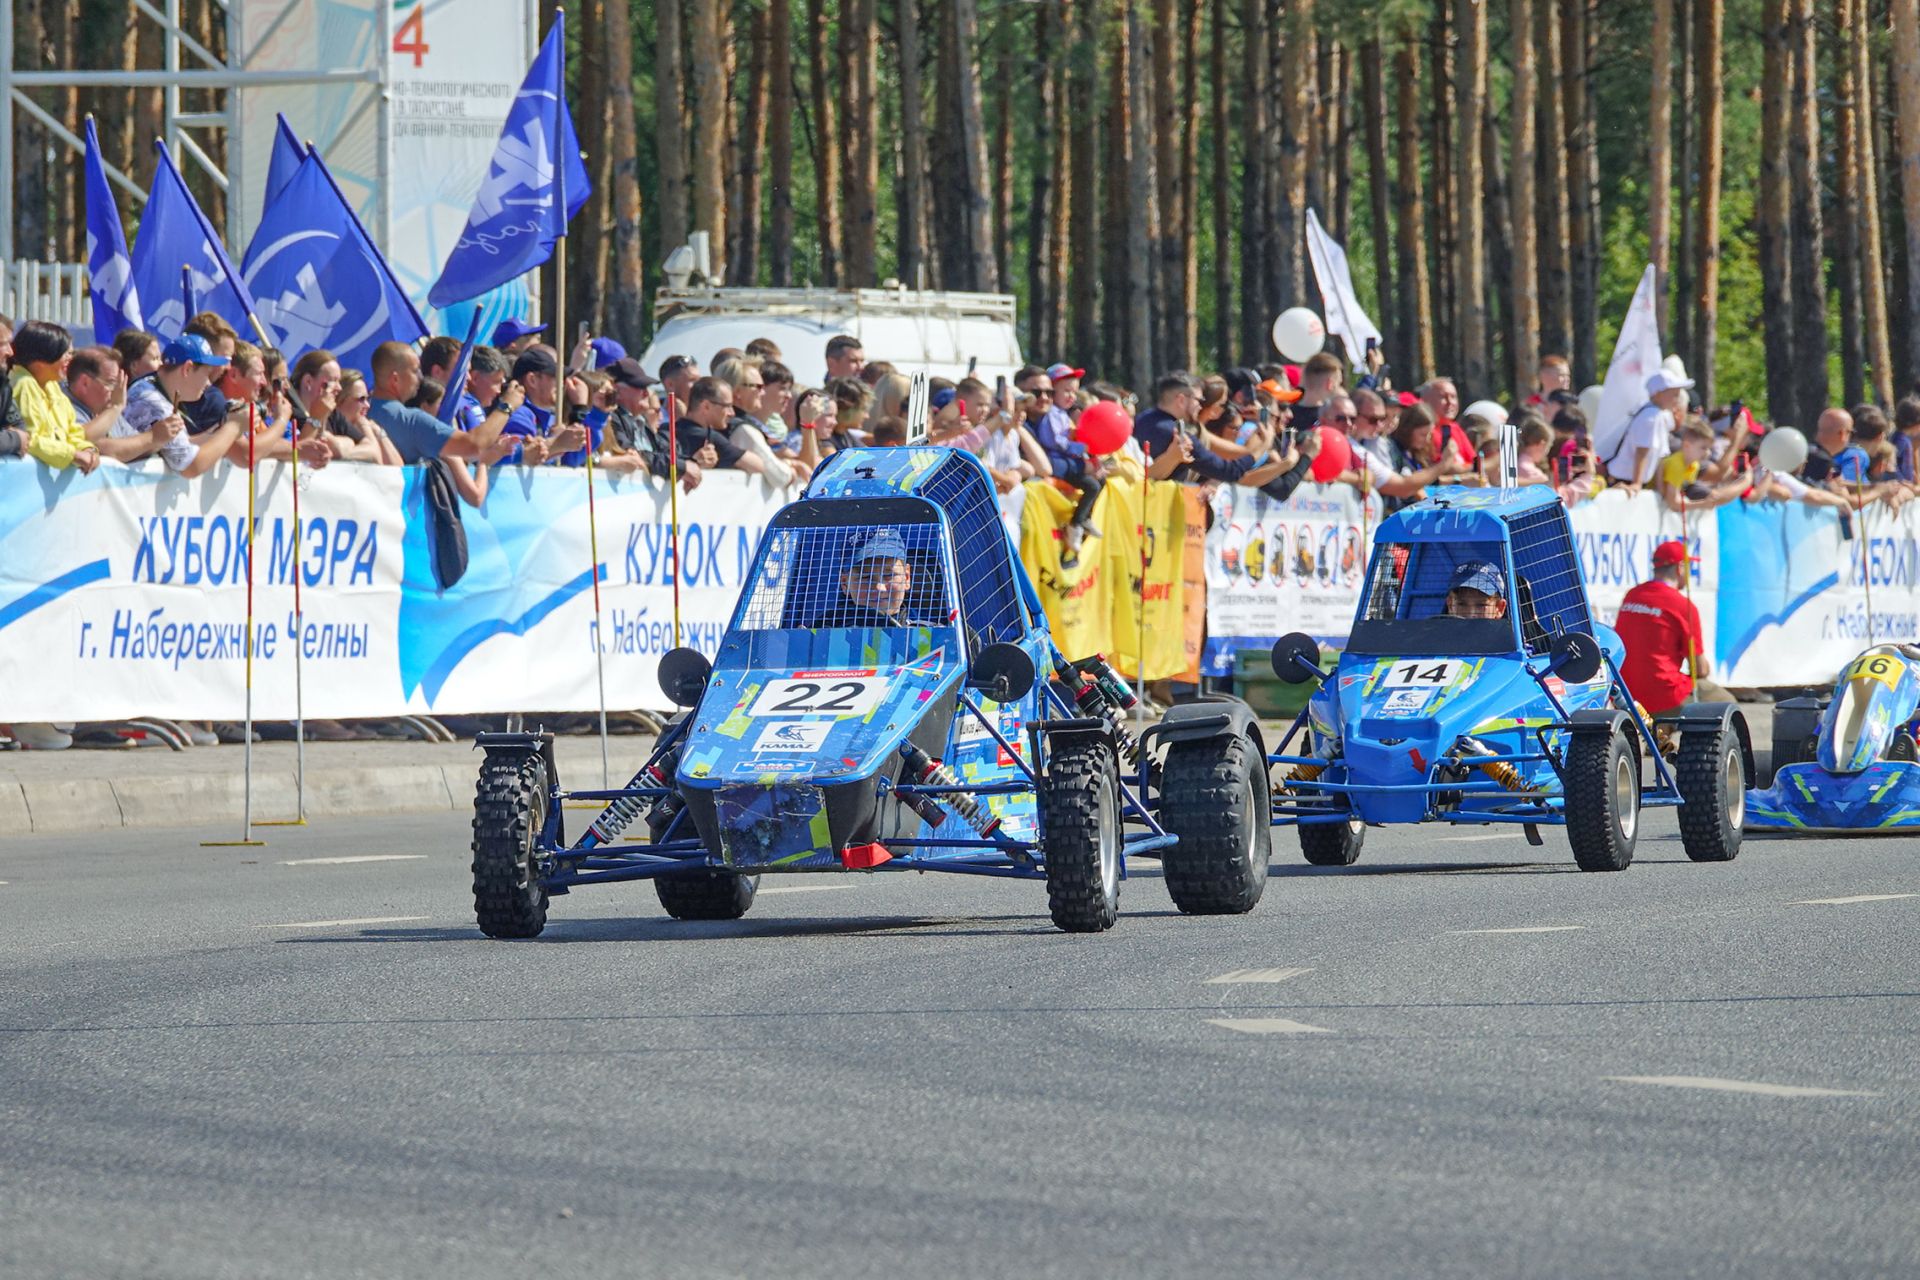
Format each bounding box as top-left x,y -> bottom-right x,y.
636,282 -> 1025,389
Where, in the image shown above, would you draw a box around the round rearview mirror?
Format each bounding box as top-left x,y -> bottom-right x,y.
1549,631 -> 1602,685
1271,632 -> 1324,684
657,647 -> 713,708
969,642 -> 1036,703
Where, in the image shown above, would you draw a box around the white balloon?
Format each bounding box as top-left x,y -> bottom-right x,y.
1271,307 -> 1327,361
1577,383 -> 1604,424
1462,399 -> 1509,426
1758,427 -> 1809,474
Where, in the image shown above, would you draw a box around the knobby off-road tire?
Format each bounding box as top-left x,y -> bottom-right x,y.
1565,728 -> 1640,872
1159,734 -> 1272,914
1042,737 -> 1123,932
1676,723 -> 1745,862
471,753 -> 551,938
655,870 -> 759,920
1299,815 -> 1366,866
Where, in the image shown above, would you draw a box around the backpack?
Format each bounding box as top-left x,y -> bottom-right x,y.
421,459 -> 469,589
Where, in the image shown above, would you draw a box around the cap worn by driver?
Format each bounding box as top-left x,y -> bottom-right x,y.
1651,540 -> 1697,568
1448,561 -> 1507,598
491,318 -> 547,347
161,334 -> 231,368
852,531 -> 910,564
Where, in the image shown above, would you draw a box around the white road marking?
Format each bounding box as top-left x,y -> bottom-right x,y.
1205,967 -> 1314,985
1791,893 -> 1916,906
1208,1017 -> 1334,1035
254,915 -> 430,930
1434,833 -> 1526,842
758,885 -> 855,895
1605,1075 -> 1880,1099
1449,925 -> 1586,935
279,855 -> 428,866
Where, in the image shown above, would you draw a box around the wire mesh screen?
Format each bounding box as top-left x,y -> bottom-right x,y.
1504,504 -> 1591,651
917,454 -> 1027,645
1365,540 -> 1509,621
735,521 -> 956,632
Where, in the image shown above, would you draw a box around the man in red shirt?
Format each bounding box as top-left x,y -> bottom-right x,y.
1614,540 -> 1730,713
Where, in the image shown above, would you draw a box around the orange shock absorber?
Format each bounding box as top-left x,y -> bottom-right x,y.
1283,762 -> 1325,792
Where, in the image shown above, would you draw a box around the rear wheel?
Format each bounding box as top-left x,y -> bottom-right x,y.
1565,728 -> 1640,872
1300,815 -> 1365,866
1159,734 -> 1270,914
655,870 -> 759,920
1677,722 -> 1745,862
471,752 -> 551,938
1042,737 -> 1122,932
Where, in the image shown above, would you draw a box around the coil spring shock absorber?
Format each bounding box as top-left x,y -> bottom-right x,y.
1281,761 -> 1325,793
1453,738 -> 1538,793
1056,655 -> 1145,768
584,745 -> 683,845
899,742 -> 1001,836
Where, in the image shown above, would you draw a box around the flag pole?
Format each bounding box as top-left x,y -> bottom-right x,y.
667,393 -> 683,648
243,314 -> 307,826
202,402 -> 265,847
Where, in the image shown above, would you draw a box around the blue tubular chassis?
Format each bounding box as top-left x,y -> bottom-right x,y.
492,648 -> 1175,897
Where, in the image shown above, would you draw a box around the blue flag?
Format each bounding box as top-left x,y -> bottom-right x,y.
265,113 -> 305,208
437,310 -> 486,426
129,140 -> 258,340
83,117 -> 143,343
241,149 -> 429,372
427,11 -> 590,308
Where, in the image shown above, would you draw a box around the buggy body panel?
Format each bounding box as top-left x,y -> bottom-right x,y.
1748,644 -> 1920,831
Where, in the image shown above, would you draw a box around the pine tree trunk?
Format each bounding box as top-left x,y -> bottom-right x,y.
1048,0 -> 1076,357
1674,0 -> 1697,370
1454,0 -> 1490,395
1069,0 -> 1101,364
1482,98 -> 1513,396
1361,35 -> 1396,365
1429,6 -> 1458,382
655,0 -> 690,254
1853,0 -> 1893,405
1691,0 -> 1723,410
807,0 -> 841,284
896,0 -> 929,289
1835,0 -> 1865,408
1508,0 -> 1540,395
732,2 -> 771,286
1561,0 -> 1595,383
687,0 -> 729,279
951,0 -> 998,293
1649,0 -> 1674,335
1759,0 -> 1798,424
606,0 -> 646,339
1394,32 -> 1436,381
1275,3 -> 1312,313
1890,0 -> 1920,391
1178,0 -> 1201,370
1787,0 -> 1829,419
768,0 -> 796,286
1211,0 -> 1235,364
1104,3 -> 1131,370
1028,1 -> 1058,348
1332,45 -> 1353,243
1535,0 -> 1572,362
1126,2 -> 1157,385
992,42 -> 1014,291
575,0 -> 611,328
1153,0 -> 1182,368
14,0 -> 46,258
1239,0 -> 1270,360
845,0 -> 880,285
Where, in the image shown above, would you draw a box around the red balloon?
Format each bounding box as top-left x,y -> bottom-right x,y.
1309,424 -> 1352,482
1074,400 -> 1133,457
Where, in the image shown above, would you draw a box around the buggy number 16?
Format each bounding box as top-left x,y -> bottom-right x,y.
1381,659 -> 1465,688
1847,653 -> 1901,689
748,674 -> 890,717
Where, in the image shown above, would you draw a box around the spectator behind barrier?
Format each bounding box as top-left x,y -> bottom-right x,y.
824,334 -> 865,380
501,344 -> 589,466
1418,376 -> 1477,467
12,320 -> 96,472
66,347 -> 141,462
113,329 -> 161,383
1291,351 -> 1346,429
656,353 -> 700,424
681,376 -> 767,476
219,340 -> 325,470
713,353 -> 801,485
111,333 -> 236,478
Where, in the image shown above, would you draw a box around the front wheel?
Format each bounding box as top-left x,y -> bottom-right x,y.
1158,733 -> 1271,914
1300,815 -> 1365,866
1565,728 -> 1640,872
1677,723 -> 1744,862
1041,737 -> 1123,932
471,752 -> 552,938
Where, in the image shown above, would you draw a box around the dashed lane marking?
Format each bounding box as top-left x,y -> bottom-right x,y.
254,915 -> 431,930
1605,1075 -> 1880,1099
1449,925 -> 1586,935
1208,1017 -> 1334,1035
1791,893 -> 1916,906
279,855 -> 429,866
1205,967 -> 1314,985
758,885 -> 857,895
1433,833 -> 1526,842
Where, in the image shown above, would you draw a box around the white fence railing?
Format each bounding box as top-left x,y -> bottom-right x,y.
0,260 -> 91,332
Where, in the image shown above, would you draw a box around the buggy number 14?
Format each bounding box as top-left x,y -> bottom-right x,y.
1382,659 -> 1465,688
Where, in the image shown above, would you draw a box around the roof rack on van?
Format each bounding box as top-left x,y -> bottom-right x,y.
651,284 -> 1018,325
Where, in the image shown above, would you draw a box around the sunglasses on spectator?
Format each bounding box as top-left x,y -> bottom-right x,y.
1327,412 -> 1357,424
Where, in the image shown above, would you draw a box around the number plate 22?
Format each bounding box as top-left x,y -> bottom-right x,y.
748,676 -> 890,718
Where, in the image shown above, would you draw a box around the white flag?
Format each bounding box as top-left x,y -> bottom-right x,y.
1589,265 -> 1663,466
1305,209 -> 1384,374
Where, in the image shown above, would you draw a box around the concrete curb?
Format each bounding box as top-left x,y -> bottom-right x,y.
13,764 -> 466,835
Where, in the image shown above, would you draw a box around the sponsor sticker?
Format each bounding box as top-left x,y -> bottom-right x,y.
1380,688 -> 1431,716
752,721 -> 832,752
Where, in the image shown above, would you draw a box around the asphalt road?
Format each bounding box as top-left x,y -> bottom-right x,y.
2,809 -> 1915,1279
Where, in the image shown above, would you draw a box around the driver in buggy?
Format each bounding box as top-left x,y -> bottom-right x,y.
811,530 -> 939,629
1443,561 -> 1511,620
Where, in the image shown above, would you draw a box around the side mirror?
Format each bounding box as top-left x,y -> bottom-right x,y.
1271,632 -> 1324,685
969,642 -> 1036,703
1548,631 -> 1602,684
657,647 -> 713,708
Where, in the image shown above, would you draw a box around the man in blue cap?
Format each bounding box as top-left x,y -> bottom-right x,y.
491,318 -> 546,355
1444,561 -> 1510,620
811,531 -> 931,629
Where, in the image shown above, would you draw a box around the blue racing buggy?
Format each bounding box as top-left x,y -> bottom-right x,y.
468,447 -> 1272,935
1748,644 -> 1920,832
1264,485 -> 1752,870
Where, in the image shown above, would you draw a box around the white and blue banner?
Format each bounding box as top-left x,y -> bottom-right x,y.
0,464 -> 786,721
